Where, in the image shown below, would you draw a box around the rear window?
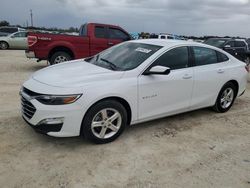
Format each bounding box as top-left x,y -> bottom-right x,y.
235,41 -> 246,48
109,28 -> 129,40
95,26 -> 106,38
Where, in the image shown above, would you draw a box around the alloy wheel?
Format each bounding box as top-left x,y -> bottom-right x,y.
54,56 -> 68,64
220,88 -> 234,109
91,108 -> 122,139
0,42 -> 8,50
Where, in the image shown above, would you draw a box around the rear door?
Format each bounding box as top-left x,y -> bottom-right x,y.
107,27 -> 130,47
90,25 -> 108,56
190,46 -> 230,109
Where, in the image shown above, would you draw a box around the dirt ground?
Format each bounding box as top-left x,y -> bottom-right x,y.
0,50 -> 250,188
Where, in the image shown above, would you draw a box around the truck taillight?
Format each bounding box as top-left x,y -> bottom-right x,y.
28,36 -> 37,47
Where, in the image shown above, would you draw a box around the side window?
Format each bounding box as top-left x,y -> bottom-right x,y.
13,32 -> 26,37
193,47 -> 218,66
109,28 -> 129,40
153,47 -> 189,70
217,51 -> 229,62
235,41 -> 246,48
95,26 -> 106,38
167,36 -> 174,39
225,41 -> 235,48
160,35 -> 166,39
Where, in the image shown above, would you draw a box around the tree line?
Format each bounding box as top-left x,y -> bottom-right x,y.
0,20 -> 79,33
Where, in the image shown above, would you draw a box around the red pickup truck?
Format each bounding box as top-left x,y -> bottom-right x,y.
26,23 -> 131,65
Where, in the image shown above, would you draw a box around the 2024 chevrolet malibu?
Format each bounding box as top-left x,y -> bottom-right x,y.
20,39 -> 249,143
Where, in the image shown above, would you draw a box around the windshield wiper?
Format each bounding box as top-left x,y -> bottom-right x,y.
100,58 -> 118,70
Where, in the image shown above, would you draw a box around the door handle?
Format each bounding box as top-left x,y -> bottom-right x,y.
182,74 -> 192,79
217,69 -> 224,73
108,42 -> 114,46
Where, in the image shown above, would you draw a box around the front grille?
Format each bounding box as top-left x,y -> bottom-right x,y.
21,95 -> 36,119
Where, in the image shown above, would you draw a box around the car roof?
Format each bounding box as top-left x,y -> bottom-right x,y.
129,39 -> 209,48
207,38 -> 246,42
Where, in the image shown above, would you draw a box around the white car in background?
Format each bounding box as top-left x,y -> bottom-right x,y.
0,31 -> 28,50
20,40 -> 249,143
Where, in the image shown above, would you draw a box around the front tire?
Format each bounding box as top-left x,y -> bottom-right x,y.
0,41 -> 9,50
82,100 -> 127,144
213,82 -> 237,113
50,51 -> 72,65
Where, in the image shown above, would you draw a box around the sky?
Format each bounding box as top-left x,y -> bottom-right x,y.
1,0 -> 250,37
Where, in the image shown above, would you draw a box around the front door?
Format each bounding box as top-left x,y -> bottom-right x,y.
138,46 -> 194,121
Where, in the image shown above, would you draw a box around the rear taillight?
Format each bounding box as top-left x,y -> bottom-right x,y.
28,36 -> 37,47
245,64 -> 249,72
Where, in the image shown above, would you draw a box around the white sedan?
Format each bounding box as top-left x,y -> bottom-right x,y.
20,39 -> 249,143
0,31 -> 28,50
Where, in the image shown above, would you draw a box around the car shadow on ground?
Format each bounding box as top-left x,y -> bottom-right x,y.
26,108 -> 214,147
18,93 -> 249,148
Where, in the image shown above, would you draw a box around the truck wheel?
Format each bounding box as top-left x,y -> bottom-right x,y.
50,51 -> 72,65
0,41 -> 9,50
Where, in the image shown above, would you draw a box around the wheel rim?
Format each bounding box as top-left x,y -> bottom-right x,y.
220,88 -> 234,109
0,42 -> 7,49
91,108 -> 122,139
54,56 -> 68,64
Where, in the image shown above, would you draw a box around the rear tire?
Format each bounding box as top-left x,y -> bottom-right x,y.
0,41 -> 9,50
213,82 -> 237,113
49,51 -> 72,65
82,100 -> 127,144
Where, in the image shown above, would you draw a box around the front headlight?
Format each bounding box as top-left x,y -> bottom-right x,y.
36,94 -> 82,105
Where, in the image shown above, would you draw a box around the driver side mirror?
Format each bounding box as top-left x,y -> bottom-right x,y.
143,65 -> 171,75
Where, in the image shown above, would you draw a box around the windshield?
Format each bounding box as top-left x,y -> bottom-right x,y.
85,42 -> 162,71
204,38 -> 229,48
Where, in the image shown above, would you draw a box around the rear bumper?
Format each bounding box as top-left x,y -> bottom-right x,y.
25,50 -> 35,58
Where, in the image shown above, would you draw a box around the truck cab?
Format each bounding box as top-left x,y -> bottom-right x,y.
26,23 -> 131,65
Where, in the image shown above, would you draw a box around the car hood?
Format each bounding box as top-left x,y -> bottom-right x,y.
32,60 -> 125,88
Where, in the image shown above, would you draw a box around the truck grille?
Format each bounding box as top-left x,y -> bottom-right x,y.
21,94 -> 36,119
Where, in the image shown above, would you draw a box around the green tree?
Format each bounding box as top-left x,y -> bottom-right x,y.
0,20 -> 10,27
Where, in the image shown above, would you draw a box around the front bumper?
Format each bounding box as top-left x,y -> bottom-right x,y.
22,116 -> 63,134
20,92 -> 85,137
25,50 -> 35,58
